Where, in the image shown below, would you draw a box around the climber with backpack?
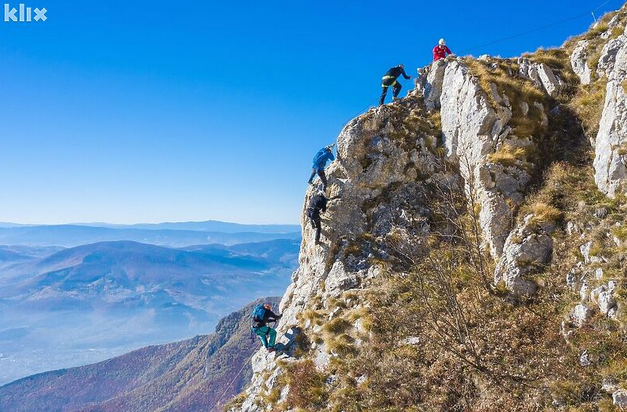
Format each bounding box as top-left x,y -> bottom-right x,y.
379,64 -> 412,106
308,144 -> 336,191
306,190 -> 328,245
252,302 -> 282,352
433,38 -> 453,61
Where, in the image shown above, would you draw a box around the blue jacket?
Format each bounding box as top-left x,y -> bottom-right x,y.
312,148 -> 335,170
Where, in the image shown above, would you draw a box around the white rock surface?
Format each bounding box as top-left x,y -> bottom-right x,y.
433,59 -> 533,257
613,389 -> 627,408
579,350 -> 591,367
597,37 -> 626,79
424,59 -> 448,111
580,241 -> 594,264
233,95 -> 459,411
591,283 -> 618,318
494,214 -> 553,297
570,40 -> 592,84
594,30 -> 627,198
570,304 -> 592,327
518,58 -> 565,97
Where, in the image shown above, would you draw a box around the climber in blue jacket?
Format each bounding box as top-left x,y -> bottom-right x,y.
252,303 -> 282,352
308,144 -> 335,191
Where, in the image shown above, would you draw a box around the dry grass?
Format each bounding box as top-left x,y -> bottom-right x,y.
298,308 -> 325,326
524,47 -> 580,86
322,317 -> 351,335
612,225 -> 627,241
283,360 -> 328,410
464,58 -> 549,148
586,22 -> 610,40
488,144 -> 528,166
568,78 -> 608,138
528,201 -> 563,224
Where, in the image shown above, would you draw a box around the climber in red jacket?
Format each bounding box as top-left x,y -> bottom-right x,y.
433,38 -> 453,61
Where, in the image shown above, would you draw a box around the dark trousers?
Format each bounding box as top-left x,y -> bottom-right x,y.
307,209 -> 322,243
308,168 -> 327,190
379,81 -> 402,105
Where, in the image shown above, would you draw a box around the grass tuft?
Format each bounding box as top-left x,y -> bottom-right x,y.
488,144 -> 528,166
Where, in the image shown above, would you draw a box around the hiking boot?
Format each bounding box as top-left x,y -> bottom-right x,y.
392,96 -> 400,101
267,347 -> 276,352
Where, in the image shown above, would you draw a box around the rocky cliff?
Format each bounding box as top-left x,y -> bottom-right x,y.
230,6 -> 627,411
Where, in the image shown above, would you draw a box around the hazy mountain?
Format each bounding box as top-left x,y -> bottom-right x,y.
0,245 -> 63,263
0,240 -> 298,385
79,220 -> 300,234
0,224 -> 300,248
0,222 -> 31,228
0,298 -> 278,412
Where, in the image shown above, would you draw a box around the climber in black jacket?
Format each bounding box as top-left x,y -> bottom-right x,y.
306,191 -> 328,245
380,64 -> 412,105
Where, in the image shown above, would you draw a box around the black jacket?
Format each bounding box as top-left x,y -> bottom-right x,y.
384,66 -> 410,80
253,308 -> 281,328
308,194 -> 328,213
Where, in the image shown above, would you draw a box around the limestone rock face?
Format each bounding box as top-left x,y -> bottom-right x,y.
234,11 -> 627,411
423,59 -> 448,111
597,37 -> 626,79
233,96 -> 458,411
570,40 -> 592,84
594,31 -> 627,198
518,58 -> 565,96
429,59 -> 532,257
494,214 -> 554,297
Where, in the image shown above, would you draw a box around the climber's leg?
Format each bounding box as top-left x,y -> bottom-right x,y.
254,326 -> 270,348
268,328 -> 277,348
306,208 -> 316,230
392,81 -> 402,99
379,85 -> 389,106
317,169 -> 327,190
312,214 -> 322,244
308,168 -> 317,184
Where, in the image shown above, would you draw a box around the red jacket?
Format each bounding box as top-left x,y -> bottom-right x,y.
433,45 -> 452,61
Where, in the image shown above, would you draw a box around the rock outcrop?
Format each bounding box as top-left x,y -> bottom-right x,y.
597,37 -> 625,78
235,96 -> 457,411
426,59 -> 539,258
518,58 -> 565,96
233,9 -> 627,410
571,40 -> 593,84
494,214 -> 554,297
594,26 -> 627,198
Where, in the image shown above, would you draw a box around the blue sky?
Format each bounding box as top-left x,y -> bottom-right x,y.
0,0 -> 619,225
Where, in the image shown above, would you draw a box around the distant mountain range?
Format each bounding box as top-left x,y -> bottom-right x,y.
0,224 -> 301,248
0,239 -> 298,385
75,220 -> 300,234
0,298 -> 278,412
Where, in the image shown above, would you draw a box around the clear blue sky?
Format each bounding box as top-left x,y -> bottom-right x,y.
0,0 -> 619,225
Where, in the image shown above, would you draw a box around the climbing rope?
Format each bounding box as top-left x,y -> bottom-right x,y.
457,0 -> 617,55
210,356 -> 253,412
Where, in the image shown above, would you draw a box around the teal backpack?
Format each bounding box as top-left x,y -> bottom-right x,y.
252,304 -> 266,323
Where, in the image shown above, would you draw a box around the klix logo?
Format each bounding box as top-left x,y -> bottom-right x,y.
4,3 -> 47,22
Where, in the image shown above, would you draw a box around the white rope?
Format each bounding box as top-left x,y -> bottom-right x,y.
210,356 -> 252,412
